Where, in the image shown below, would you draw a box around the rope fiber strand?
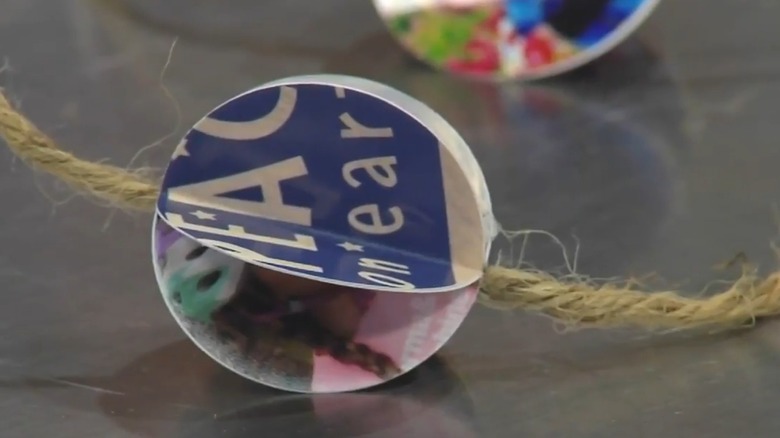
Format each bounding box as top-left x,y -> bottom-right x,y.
2,89 -> 780,333
0,91 -> 159,210
479,266 -> 780,331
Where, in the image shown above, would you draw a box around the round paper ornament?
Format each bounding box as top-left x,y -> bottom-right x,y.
373,0 -> 662,81
151,74 -> 498,393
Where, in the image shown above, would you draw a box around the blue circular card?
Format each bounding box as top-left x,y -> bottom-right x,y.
156,75 -> 496,294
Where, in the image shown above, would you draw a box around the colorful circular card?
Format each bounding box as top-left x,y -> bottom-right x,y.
152,74 -> 497,393
373,0 -> 661,81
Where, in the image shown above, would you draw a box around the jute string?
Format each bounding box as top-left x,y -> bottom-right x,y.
3,90 -> 780,333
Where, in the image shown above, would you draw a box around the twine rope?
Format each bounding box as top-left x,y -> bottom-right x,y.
3,90 -> 780,333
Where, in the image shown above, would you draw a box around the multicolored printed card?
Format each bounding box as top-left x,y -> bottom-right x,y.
374,0 -> 661,80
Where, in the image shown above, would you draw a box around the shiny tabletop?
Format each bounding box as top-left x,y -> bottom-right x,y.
2,1 -> 780,437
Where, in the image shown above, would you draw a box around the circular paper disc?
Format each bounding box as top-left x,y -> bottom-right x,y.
155,74 -> 496,293
151,74 -> 496,392
373,0 -> 661,81
152,214 -> 479,393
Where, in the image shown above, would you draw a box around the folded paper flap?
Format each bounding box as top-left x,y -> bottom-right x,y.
156,76 -> 493,293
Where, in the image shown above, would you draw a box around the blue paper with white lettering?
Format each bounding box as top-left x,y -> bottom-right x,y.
156,77 -> 488,293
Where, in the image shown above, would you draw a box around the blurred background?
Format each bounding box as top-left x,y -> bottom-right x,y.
1,1 -> 780,437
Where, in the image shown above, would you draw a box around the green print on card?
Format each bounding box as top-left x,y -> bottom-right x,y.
167,266 -> 233,323
391,9 -> 492,65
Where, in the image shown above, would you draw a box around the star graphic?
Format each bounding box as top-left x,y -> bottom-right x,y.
171,138 -> 190,159
337,241 -> 364,252
191,210 -> 216,220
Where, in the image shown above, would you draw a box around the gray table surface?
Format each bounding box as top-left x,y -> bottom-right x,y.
2,1 -> 780,437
